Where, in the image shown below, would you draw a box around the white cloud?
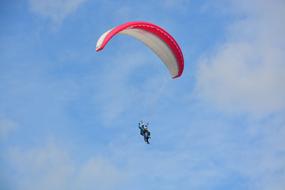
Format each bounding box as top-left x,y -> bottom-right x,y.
93,50 -> 171,125
28,0 -> 87,25
97,115 -> 285,190
0,118 -> 17,140
192,2 -> 285,187
161,0 -> 191,10
6,141 -> 127,190
76,158 -> 126,190
7,142 -> 73,190
195,0 -> 285,117
224,117 -> 285,190
3,116 -> 285,190
101,0 -> 191,22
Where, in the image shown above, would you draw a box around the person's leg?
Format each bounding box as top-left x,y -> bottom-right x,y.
145,137 -> 150,144
144,136 -> 148,143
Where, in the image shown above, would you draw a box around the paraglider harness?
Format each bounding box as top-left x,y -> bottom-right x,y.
138,121 -> 151,144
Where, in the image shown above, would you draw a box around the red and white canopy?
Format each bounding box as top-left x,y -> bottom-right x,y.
96,21 -> 184,78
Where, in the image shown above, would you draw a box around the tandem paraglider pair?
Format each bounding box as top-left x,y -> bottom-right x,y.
138,121 -> 151,144
95,21 -> 184,144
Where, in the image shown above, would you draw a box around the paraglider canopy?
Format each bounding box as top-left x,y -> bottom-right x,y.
96,21 -> 184,78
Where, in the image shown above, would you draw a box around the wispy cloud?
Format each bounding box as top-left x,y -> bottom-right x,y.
76,157 -> 126,190
95,0 -> 191,23
6,140 -> 127,190
160,0 -> 191,10
28,0 -> 87,25
0,118 -> 17,140
3,114 -> 285,190
195,0 -> 285,117
92,50 -> 171,126
2,1 -> 285,190
222,117 -> 285,190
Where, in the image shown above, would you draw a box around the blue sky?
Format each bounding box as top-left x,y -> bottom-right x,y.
1,0 -> 285,190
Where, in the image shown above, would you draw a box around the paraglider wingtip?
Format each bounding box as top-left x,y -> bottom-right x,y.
172,74 -> 182,79
96,46 -> 102,52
